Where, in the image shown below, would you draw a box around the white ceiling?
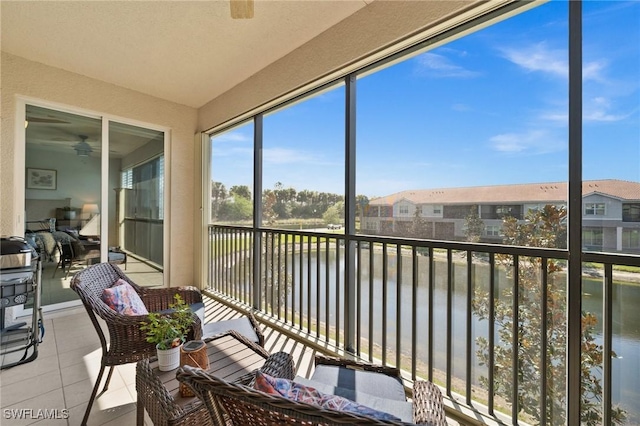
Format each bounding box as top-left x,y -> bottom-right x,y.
1,0 -> 371,109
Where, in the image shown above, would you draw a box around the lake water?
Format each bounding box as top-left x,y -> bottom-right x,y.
271,250 -> 640,423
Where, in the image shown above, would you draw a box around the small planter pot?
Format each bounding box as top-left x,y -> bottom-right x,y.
156,344 -> 181,371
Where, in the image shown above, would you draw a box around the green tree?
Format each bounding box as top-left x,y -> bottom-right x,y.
297,189 -> 314,205
464,205 -> 484,243
322,201 -> 344,226
273,201 -> 292,219
410,205 -> 429,238
262,190 -> 277,225
356,195 -> 370,232
230,185 -> 251,200
211,181 -> 227,220
218,196 -> 252,221
472,205 -> 626,425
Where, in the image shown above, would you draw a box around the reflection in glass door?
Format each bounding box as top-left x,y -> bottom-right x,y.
24,105 -> 102,307
109,122 -> 164,286
23,105 -> 167,309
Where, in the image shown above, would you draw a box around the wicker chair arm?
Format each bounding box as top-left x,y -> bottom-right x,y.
177,365 -> 412,425
206,330 -> 269,359
140,286 -> 202,312
136,358 -> 184,420
246,310 -> 266,347
187,314 -> 203,341
412,380 -> 447,426
234,351 -> 296,387
314,354 -> 402,379
261,351 -> 295,380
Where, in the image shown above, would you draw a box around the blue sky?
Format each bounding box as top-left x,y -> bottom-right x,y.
212,0 -> 639,199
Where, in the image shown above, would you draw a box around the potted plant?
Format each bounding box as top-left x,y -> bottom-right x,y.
140,294 -> 194,371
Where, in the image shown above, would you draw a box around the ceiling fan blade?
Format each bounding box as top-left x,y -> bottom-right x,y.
230,0 -> 254,19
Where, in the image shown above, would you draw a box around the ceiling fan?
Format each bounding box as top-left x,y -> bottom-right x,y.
230,0 -> 254,19
73,135 -> 93,157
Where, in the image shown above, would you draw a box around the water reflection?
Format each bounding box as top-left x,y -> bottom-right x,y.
258,249 -> 640,421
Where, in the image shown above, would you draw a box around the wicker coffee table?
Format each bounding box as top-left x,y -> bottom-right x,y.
136,330 -> 270,426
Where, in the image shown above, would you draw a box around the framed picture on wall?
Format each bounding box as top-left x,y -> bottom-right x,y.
26,168 -> 57,190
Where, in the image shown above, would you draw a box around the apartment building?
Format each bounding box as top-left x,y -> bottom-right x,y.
363,179 -> 640,253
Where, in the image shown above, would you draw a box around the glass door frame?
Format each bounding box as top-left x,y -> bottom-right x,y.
13,96 -> 170,315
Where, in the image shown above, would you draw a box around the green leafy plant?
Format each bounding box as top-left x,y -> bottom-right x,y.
140,294 -> 193,350
471,205 -> 626,425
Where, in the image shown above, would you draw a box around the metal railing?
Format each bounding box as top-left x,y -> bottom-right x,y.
207,224 -> 639,425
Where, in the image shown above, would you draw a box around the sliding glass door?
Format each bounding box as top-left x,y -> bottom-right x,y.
24,105 -> 102,307
23,102 -> 166,309
112,121 -> 165,278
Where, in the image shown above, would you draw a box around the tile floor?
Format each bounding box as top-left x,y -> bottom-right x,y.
38,255 -> 163,307
0,296 -> 321,425
2,289 -> 460,425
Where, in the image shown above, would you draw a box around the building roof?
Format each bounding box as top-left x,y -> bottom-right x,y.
368,180 -> 640,206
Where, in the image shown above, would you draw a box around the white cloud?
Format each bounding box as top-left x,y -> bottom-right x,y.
585,110 -> 634,122
489,129 -> 563,154
263,147 -> 314,165
501,42 -> 606,82
583,61 -> 607,82
212,132 -> 251,143
538,100 -> 634,124
540,111 -> 568,122
584,96 -> 635,122
452,103 -> 471,112
501,42 -> 567,77
414,52 -> 479,78
212,146 -> 252,157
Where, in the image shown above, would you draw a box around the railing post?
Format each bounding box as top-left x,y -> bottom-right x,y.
253,114 -> 264,311
567,1 -> 583,424
344,73 -> 357,353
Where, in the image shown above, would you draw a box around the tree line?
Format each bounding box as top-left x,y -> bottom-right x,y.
211,181 -> 370,225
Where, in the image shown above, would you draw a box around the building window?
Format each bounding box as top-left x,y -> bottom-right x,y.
485,225 -> 501,237
121,155 -> 164,221
495,205 -> 522,219
121,169 -> 132,190
584,203 -> 606,216
443,205 -> 476,219
433,205 -> 442,215
582,228 -> 603,246
399,205 -> 409,215
623,204 -> 640,222
622,229 -> 640,249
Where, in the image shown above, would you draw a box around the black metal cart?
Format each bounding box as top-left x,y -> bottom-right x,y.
1,237 -> 44,370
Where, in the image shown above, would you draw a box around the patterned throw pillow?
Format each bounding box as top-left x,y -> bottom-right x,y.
253,371 -> 400,422
102,279 -> 149,315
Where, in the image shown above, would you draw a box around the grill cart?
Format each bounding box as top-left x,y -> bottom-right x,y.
1,236 -> 44,370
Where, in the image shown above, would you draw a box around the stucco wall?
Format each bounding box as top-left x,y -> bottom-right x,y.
583,193 -> 622,220
1,52 -> 198,286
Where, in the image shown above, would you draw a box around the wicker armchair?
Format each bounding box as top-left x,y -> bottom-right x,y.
70,262 -> 203,426
137,344 -> 294,426
177,353 -> 447,426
